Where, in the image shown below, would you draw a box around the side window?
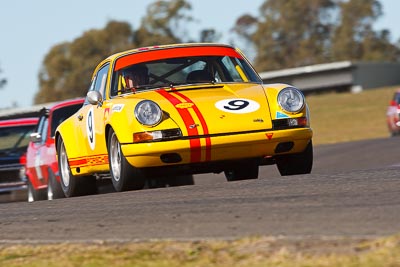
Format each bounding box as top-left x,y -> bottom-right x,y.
93,64 -> 110,97
85,63 -> 110,105
35,115 -> 48,144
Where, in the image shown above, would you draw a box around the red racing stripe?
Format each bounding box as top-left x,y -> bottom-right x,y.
157,89 -> 202,162
172,91 -> 212,161
115,46 -> 242,71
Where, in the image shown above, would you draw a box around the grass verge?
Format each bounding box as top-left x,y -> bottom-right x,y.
1,235 -> 400,267
307,86 -> 396,145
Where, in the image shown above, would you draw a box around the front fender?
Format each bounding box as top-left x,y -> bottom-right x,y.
106,100 -> 180,144
263,83 -> 309,120
55,114 -> 89,161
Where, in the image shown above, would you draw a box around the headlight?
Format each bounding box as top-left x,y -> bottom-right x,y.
277,87 -> 305,113
135,100 -> 162,126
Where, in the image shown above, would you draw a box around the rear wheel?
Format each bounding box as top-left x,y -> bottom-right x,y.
57,137 -> 96,197
47,169 -> 65,200
108,129 -> 145,192
224,160 -> 259,181
276,140 -> 313,176
27,179 -> 46,202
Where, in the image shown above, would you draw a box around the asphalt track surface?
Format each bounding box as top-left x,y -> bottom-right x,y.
1,137 -> 400,243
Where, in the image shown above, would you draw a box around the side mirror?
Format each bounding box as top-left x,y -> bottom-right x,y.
30,132 -> 41,143
87,91 -> 103,106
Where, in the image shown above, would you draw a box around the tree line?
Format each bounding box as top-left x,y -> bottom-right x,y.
19,0 -> 400,103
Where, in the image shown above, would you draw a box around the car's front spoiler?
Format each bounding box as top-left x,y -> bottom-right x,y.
121,128 -> 313,168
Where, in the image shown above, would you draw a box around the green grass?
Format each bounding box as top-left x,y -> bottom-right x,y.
307,86 -> 396,145
1,86 -> 400,266
1,235 -> 400,267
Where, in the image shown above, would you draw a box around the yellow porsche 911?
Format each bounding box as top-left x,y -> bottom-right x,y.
55,43 -> 313,197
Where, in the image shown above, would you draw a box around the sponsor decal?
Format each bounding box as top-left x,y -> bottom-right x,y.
86,107 -> 96,150
266,133 -> 273,140
276,111 -> 289,119
69,154 -> 109,168
112,104 -> 124,112
215,98 -> 260,114
175,102 -> 194,109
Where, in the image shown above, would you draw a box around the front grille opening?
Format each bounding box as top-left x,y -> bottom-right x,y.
160,153 -> 182,164
275,142 -> 294,153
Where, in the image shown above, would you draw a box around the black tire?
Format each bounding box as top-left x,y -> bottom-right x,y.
47,169 -> 65,200
108,129 -> 145,192
276,140 -> 313,176
224,160 -> 259,182
27,179 -> 46,202
57,136 -> 97,197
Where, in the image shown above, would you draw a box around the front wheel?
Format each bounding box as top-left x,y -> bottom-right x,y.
57,136 -> 96,197
108,129 -> 145,192
47,169 -> 65,200
276,140 -> 313,176
27,179 -> 46,202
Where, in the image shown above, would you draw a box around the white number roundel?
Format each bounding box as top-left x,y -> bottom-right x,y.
86,106 -> 96,150
215,98 -> 260,114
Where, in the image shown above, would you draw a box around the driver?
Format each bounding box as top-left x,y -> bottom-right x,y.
121,65 -> 149,89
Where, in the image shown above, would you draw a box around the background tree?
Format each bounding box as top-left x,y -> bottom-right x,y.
231,14 -> 258,60
199,29 -> 221,43
241,0 -> 337,71
134,0 -> 193,46
234,0 -> 399,72
36,21 -> 134,103
332,0 -> 399,62
35,0 -> 213,103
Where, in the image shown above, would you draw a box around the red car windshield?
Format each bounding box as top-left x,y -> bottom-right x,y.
0,125 -> 36,155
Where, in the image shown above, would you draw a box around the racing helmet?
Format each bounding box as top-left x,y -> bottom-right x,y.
121,65 -> 149,88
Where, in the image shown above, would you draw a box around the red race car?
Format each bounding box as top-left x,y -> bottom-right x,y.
0,117 -> 38,195
386,89 -> 400,136
25,98 -> 84,201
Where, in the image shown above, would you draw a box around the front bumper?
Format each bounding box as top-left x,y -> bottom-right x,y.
121,128 -> 313,168
0,164 -> 27,193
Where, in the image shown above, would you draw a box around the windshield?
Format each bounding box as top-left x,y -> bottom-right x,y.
111,55 -> 262,96
0,125 -> 35,155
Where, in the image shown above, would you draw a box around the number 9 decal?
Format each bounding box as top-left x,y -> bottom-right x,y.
86,106 -> 96,150
215,98 -> 260,114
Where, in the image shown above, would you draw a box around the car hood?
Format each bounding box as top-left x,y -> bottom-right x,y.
140,83 -> 272,136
